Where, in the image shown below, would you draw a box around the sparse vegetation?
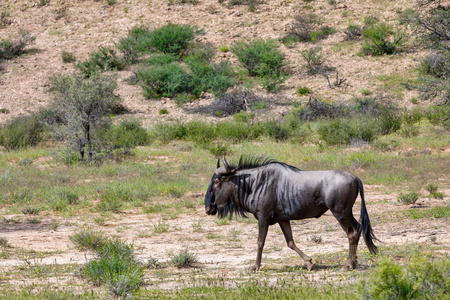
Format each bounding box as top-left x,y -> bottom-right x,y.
171,249 -> 198,268
398,192 -> 419,205
360,19 -> 404,56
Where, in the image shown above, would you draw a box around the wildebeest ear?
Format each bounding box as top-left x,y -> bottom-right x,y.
217,158 -> 220,169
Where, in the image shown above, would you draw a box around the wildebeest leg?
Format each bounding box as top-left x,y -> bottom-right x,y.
250,219 -> 269,271
278,221 -> 315,271
332,212 -> 360,270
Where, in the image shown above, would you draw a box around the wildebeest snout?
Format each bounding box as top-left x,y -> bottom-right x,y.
205,205 -> 217,215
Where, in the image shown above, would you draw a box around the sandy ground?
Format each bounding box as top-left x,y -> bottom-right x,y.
0,185 -> 449,289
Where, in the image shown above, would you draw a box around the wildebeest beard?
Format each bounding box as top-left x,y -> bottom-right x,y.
217,202 -> 248,219
217,175 -> 251,219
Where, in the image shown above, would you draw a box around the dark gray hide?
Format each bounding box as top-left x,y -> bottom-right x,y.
204,156 -> 377,271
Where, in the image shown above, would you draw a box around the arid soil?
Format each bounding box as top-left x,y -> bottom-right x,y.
0,184 -> 449,289
1,0 -> 421,127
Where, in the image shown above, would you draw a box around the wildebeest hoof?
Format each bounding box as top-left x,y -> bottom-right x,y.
306,262 -> 316,271
341,262 -> 356,271
249,264 -> 260,272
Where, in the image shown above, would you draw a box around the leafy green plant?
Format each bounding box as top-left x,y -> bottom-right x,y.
76,46 -> 123,77
105,119 -> 150,149
184,56 -> 235,96
345,24 -> 362,40
136,62 -> 189,98
297,86 -> 311,96
0,114 -> 43,150
48,187 -> 79,211
360,21 -> 404,56
117,26 -> 153,63
69,227 -> 106,251
231,39 -> 286,89
149,23 -> 198,56
361,255 -> 450,299
301,46 -> 325,74
61,51 -> 76,63
0,30 -> 34,60
153,219 -> 169,233
398,192 -> 419,205
84,239 -> 144,298
171,249 -> 198,268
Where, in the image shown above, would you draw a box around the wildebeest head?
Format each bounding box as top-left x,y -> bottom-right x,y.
204,156 -> 240,216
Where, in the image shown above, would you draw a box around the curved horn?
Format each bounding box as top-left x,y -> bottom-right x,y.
217,158 -> 220,169
222,156 -> 232,173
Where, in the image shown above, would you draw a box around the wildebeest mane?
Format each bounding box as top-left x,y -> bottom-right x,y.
217,156 -> 301,220
228,155 -> 301,172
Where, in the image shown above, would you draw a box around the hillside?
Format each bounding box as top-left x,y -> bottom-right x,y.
1,0 -> 420,128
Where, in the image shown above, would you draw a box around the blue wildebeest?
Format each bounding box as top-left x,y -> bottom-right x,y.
204,156 -> 377,271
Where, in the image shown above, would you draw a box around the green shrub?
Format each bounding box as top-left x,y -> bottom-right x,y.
171,249 -> 198,268
106,119 -> 150,149
398,192 -> 419,205
136,63 -> 189,98
8,187 -> 35,204
257,120 -> 291,141
345,24 -> 362,40
184,56 -> 235,96
96,185 -> 132,212
69,227 -> 106,251
297,86 -> 311,96
0,30 -> 34,60
48,187 -> 79,211
282,14 -> 334,45
231,39 -> 286,79
185,121 -> 217,145
360,21 -> 404,56
84,239 -> 144,298
146,53 -> 177,65
318,119 -> 350,145
301,46 -> 325,74
76,46 -> 124,77
61,51 -> 76,63
361,255 -> 450,299
216,121 -> 252,142
149,23 -> 197,56
0,115 -> 43,150
117,26 -> 153,63
378,106 -> 401,135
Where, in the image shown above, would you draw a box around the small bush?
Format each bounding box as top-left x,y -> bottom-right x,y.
361,255 -> 450,299
136,63 -> 189,98
153,219 -> 169,233
149,23 -> 197,56
171,249 -> 198,268
345,24 -> 362,40
398,192 -> 419,205
282,14 -> 335,45
147,53 -> 177,65
360,21 -> 404,56
184,56 -> 235,96
61,51 -> 76,63
0,30 -> 34,60
96,185 -> 131,212
21,206 -> 41,215
48,187 -> 79,211
297,86 -> 311,96
76,46 -> 123,77
231,39 -> 286,79
84,239 -> 144,298
106,119 -> 150,149
0,115 -> 43,150
70,227 -> 106,251
159,108 -> 169,115
8,187 -> 35,204
301,46 -> 325,75
117,26 -> 153,63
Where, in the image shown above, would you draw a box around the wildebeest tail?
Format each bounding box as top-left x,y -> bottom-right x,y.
357,178 -> 378,254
